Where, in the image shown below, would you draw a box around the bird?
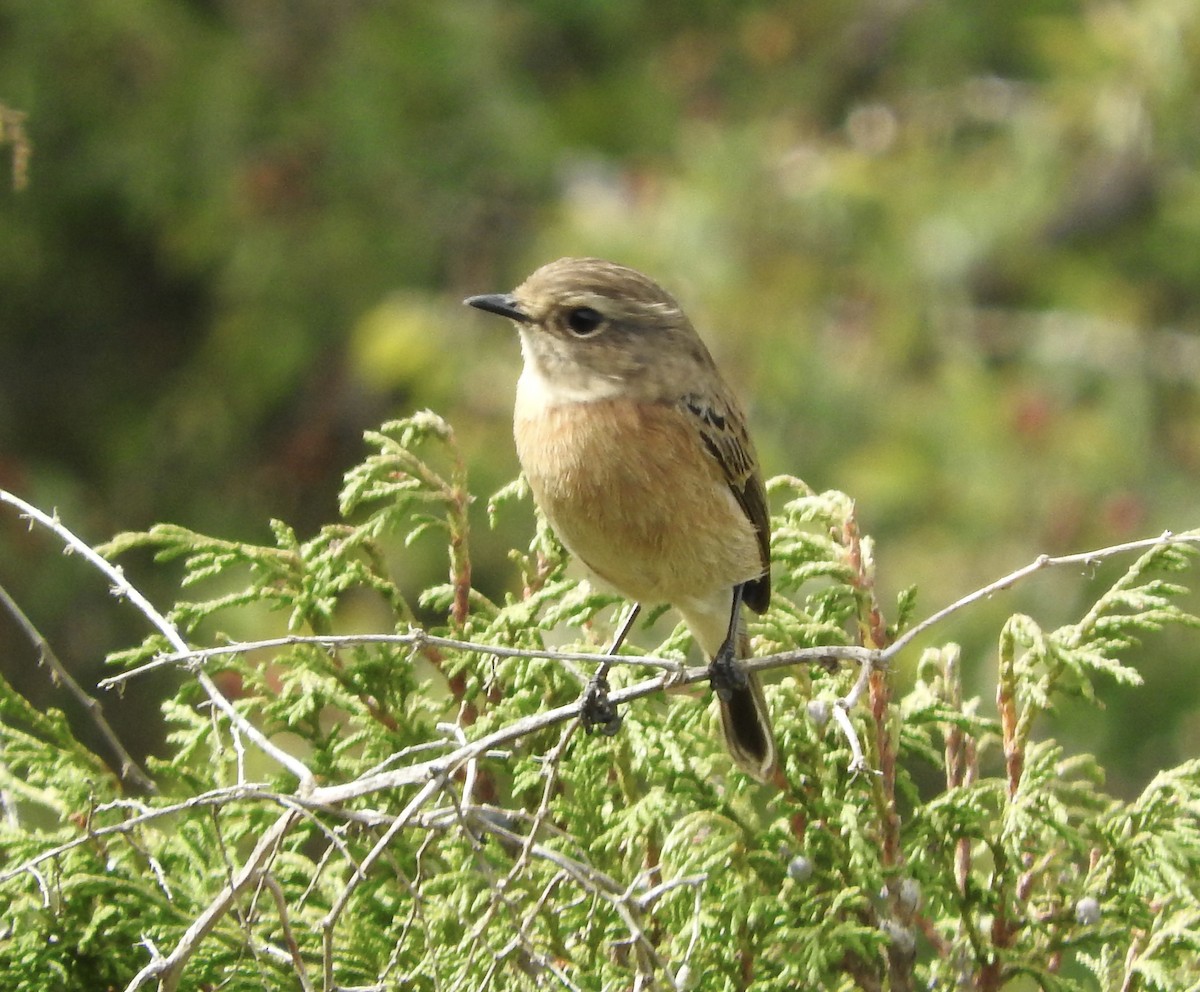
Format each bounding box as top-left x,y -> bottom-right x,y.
465,257 -> 778,784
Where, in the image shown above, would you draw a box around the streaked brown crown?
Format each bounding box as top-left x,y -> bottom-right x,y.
515,257 -> 686,321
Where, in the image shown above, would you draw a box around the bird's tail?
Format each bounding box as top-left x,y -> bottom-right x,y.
716,626 -> 779,784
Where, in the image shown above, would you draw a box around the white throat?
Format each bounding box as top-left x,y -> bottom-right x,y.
515,362 -> 624,412
514,333 -> 624,411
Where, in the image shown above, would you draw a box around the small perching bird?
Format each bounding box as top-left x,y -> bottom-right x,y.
466,257 -> 778,783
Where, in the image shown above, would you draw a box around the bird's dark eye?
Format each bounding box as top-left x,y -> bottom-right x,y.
565,306 -> 604,337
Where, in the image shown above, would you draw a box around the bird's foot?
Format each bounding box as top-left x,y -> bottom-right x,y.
708,638 -> 749,703
580,676 -> 622,736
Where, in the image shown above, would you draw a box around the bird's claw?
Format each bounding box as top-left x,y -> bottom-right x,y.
580,676 -> 622,736
708,642 -> 749,702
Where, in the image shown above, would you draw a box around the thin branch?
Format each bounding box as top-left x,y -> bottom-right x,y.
98,629 -> 691,687
94,533 -> 1200,705
125,809 -> 300,992
99,630 -> 871,689
319,772 -> 448,934
0,785 -> 270,883
0,577 -> 154,792
260,872 -> 316,992
0,777 -> 445,889
832,704 -> 868,774
883,530 -> 1200,661
472,812 -> 684,991
79,532 -> 1198,799
0,488 -> 315,789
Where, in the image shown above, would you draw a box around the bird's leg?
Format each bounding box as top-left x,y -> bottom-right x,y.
605,601 -> 642,656
708,584 -> 749,702
580,602 -> 641,737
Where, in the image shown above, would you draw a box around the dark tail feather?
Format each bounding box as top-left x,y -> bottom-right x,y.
716,629 -> 779,784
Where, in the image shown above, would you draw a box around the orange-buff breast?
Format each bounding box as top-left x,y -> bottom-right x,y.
514,399 -> 762,606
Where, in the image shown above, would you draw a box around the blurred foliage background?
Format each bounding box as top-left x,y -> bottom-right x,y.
1,0 -> 1198,796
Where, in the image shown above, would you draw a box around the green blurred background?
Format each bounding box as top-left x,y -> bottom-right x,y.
1,0 -> 1197,794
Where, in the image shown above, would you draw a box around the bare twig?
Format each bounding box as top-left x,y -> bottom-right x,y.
99,628 -> 690,687
832,701 -> 869,774
0,578 -> 154,792
260,872 -> 316,992
101,630 -> 872,690
0,489 -> 315,789
125,809 -> 300,992
882,530 -> 1200,661
319,772 -> 448,937
79,531 -> 1199,801
94,532 -> 1200,707
473,812 -> 685,991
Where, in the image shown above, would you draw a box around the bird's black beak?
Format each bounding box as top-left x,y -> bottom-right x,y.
464,293 -> 530,323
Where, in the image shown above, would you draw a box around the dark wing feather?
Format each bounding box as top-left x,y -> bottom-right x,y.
681,392 -> 772,614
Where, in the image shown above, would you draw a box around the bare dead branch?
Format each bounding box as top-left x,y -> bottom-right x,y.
0,577 -> 154,792
0,488 -> 315,788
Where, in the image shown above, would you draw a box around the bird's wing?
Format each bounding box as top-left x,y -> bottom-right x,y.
680,391 -> 771,613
